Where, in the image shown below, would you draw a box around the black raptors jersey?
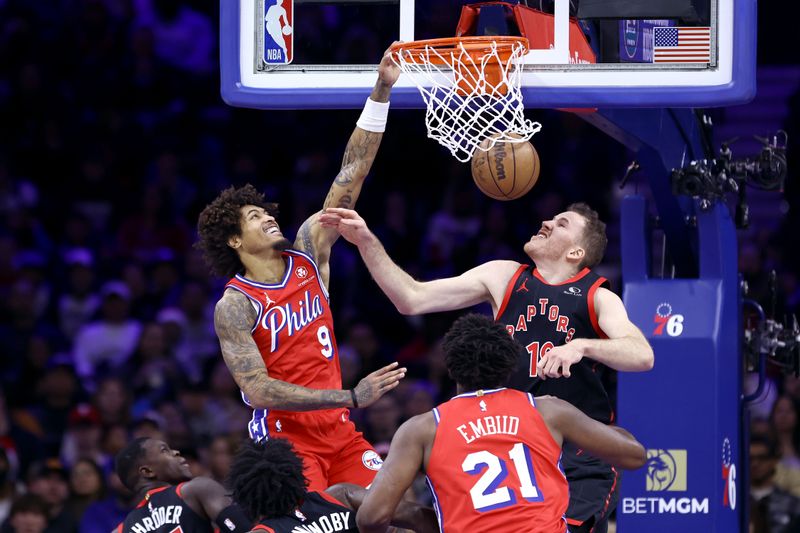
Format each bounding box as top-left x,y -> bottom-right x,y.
116,484 -> 213,533
496,265 -> 613,424
252,491 -> 356,533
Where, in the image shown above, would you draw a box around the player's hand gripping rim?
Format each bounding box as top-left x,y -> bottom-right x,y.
353,362 -> 406,408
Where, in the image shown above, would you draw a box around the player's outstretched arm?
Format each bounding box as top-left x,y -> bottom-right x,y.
327,483 -> 438,533
320,208 -> 519,315
180,477 -> 252,531
294,45 -> 400,284
537,396 -> 646,470
537,287 -> 654,379
357,414 -> 436,533
215,289 -> 405,410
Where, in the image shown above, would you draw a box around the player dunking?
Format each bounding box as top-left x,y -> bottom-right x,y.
196,47 -> 403,491
356,314 -> 646,533
321,204 -> 654,532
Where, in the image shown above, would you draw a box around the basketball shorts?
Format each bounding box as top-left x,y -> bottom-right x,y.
561,442 -> 620,531
264,409 -> 382,492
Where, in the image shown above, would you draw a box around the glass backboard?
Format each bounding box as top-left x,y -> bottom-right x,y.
220,0 -> 755,109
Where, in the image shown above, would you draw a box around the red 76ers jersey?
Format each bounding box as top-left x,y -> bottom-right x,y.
426,388 -> 568,533
225,250 -> 343,427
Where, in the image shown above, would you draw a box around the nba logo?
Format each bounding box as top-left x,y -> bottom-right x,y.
263,0 -> 293,65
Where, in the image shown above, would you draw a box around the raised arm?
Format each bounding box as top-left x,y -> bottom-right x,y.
536,396 -> 646,470
180,477 -> 252,531
214,289 -> 405,410
326,483 -> 438,533
320,208 -> 519,314
537,287 -> 654,378
356,414 -> 435,533
293,46 -> 400,285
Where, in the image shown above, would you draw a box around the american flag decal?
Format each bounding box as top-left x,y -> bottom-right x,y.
653,27 -> 711,63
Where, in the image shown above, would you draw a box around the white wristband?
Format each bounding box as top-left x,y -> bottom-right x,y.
356,98 -> 390,133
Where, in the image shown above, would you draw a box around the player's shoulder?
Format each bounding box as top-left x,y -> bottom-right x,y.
397,411 -> 436,441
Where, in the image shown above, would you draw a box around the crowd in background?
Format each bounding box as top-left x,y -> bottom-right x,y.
0,0 -> 798,531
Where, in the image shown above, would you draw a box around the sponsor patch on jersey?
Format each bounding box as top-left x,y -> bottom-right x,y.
362,450 -> 383,471
295,266 -> 308,278
564,286 -> 582,296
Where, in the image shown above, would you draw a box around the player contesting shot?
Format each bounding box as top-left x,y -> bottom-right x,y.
320,204 -> 654,532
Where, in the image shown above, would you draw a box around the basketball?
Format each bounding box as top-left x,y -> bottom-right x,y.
282,25 -> 292,36
471,135 -> 540,201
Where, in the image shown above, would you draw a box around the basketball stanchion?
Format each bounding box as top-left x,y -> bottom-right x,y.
390,37 -> 541,163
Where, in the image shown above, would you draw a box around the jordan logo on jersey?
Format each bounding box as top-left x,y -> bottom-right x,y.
261,289 -> 324,351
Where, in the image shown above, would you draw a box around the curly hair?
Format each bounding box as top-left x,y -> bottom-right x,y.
566,202 -> 607,269
115,437 -> 150,491
227,438 -> 307,520
443,314 -> 521,392
195,184 -> 278,278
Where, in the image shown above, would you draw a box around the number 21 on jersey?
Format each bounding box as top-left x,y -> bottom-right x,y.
463,442 -> 544,511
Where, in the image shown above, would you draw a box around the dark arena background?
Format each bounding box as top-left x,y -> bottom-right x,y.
0,1 -> 799,532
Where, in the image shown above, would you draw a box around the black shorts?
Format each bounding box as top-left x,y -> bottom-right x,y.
561,442 -> 620,529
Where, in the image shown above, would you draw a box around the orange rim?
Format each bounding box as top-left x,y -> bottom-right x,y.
390,36 -> 529,65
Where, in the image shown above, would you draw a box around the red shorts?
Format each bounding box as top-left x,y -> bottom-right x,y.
265,408 -> 381,492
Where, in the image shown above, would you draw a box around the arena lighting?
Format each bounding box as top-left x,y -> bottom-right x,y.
670,130 -> 788,227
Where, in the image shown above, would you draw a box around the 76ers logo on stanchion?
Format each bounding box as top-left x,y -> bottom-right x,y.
263,0 -> 293,65
653,302 -> 684,337
722,438 -> 736,510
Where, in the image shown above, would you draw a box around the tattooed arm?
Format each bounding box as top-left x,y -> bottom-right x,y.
215,289 -> 406,410
293,45 -> 400,287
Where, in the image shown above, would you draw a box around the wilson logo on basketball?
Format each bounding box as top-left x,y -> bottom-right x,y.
295,266 -> 308,278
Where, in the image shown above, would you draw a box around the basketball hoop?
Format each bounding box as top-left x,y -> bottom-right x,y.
391,37 -> 541,163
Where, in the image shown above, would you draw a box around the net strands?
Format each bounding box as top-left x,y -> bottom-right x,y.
393,38 -> 541,162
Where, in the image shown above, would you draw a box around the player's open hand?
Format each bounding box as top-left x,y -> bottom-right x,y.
378,42 -> 402,87
536,341 -> 584,380
353,362 -> 407,408
320,208 -> 373,247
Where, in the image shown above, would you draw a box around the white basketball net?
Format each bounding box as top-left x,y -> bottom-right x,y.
393,39 -> 541,163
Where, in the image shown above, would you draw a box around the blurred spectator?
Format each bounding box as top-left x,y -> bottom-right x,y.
155,307 -> 193,380
363,394 -> 401,449
750,434 -> 800,533
0,281 -> 59,392
176,282 -> 218,378
64,459 -> 105,524
92,378 -> 131,428
29,365 -> 80,457
0,388 -> 44,479
176,383 -> 215,445
205,361 -> 251,435
25,460 -> 76,532
129,413 -> 165,442
0,449 -> 17,524
1,493 -> 49,533
770,396 -> 800,470
132,0 -> 215,75
204,434 -> 237,485
57,249 -> 99,341
402,380 -> 437,419
59,405 -> 108,471
76,472 -> 132,533
72,282 -> 142,391
129,323 -> 179,409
